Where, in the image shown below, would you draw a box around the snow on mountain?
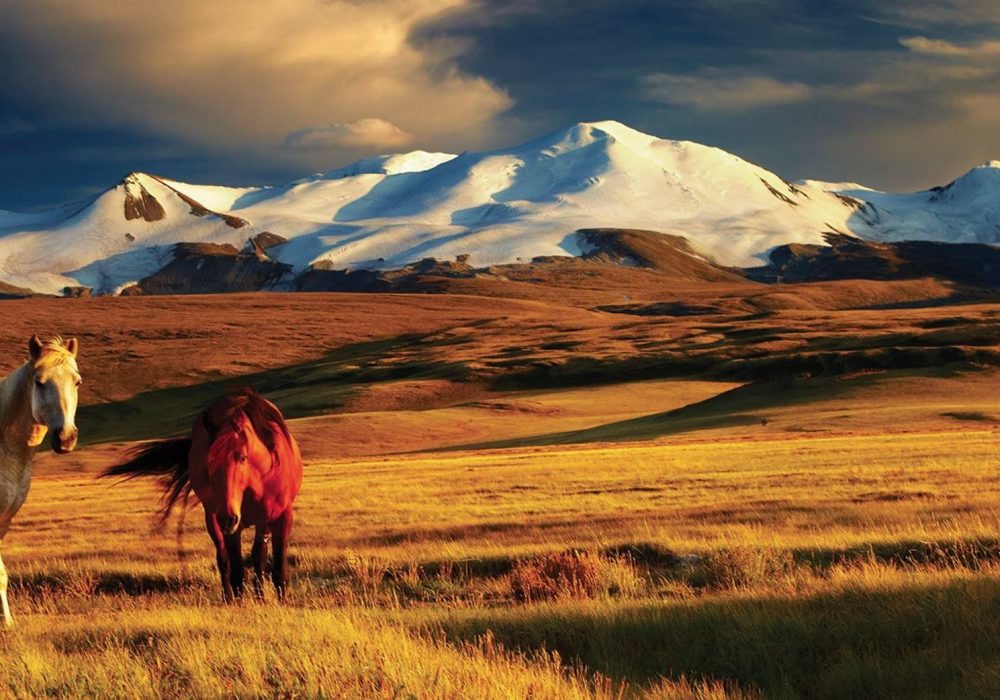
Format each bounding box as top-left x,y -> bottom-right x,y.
813,161 -> 1000,245
324,150 -> 457,179
0,173 -> 251,293
1,120 -> 998,295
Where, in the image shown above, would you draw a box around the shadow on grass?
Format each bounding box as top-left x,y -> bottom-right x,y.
453,366 -> 985,451
793,538 -> 1000,570
343,512 -> 638,549
431,577 -> 1000,699
495,339 -> 998,392
79,334 -> 469,445
12,570 -> 193,596
450,376 -> 860,450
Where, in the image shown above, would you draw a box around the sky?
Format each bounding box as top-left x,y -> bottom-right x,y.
2,0 -> 1000,210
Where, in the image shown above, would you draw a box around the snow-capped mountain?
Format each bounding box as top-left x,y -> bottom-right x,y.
806,161 -> 1000,245
1,120 -> 998,294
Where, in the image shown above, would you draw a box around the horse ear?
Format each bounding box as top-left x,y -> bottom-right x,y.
64,337 -> 78,357
28,335 -> 43,360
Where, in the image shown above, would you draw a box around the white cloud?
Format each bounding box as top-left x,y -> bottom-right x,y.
284,119 -> 414,150
641,71 -> 812,110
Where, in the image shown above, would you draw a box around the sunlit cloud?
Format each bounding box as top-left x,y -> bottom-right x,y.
900,36 -> 1000,57
0,0 -> 512,165
284,119 -> 415,150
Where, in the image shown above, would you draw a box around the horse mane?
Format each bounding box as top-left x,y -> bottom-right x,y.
33,336 -> 76,371
210,387 -> 292,455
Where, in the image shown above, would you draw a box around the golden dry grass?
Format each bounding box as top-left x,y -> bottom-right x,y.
3,290 -> 1000,697
4,427 -> 1000,697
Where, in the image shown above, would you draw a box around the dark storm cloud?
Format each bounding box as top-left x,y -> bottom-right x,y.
1,0 -> 999,209
416,0 -> 1000,189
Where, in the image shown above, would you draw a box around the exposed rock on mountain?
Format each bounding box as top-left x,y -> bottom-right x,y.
751,234 -> 1000,287
131,241 -> 292,295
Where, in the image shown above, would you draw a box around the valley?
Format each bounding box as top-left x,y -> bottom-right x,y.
0,272 -> 998,697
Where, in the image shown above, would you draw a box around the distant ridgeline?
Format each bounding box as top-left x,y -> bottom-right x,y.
2,121 -> 1000,297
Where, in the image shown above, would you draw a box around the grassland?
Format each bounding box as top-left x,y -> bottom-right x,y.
3,430 -> 999,698
2,286 -> 1000,697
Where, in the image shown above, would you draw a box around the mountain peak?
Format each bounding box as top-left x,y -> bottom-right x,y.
945,160 -> 1000,193
121,171 -> 156,183
580,120 -> 655,139
517,120 -> 662,160
325,150 -> 456,179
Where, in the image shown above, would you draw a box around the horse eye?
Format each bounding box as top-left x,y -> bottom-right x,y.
34,378 -> 44,388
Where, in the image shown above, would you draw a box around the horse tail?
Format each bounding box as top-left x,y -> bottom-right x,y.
102,437 -> 194,530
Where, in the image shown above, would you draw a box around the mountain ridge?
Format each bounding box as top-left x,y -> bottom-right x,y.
1,120 -> 999,295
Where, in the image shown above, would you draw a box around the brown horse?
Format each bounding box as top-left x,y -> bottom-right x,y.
105,389 -> 303,601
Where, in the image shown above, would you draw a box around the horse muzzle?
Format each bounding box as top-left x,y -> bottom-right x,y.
52,427 -> 78,454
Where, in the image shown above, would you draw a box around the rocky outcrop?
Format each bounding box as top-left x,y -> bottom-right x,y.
122,174 -> 166,222
248,232 -> 287,260
120,172 -> 249,228
131,241 -> 292,295
250,231 -> 287,250
297,256 -> 477,292
749,233 -> 1000,287
171,188 -> 249,228
0,280 -> 37,299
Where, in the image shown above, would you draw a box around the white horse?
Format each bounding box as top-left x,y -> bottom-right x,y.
0,336 -> 81,626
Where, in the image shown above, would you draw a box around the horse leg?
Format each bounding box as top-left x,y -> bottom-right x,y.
225,530 -> 245,599
205,511 -> 234,603
251,528 -> 268,600
0,545 -> 12,627
270,510 -> 293,602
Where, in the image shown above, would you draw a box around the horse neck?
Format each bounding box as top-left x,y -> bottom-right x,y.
0,363 -> 35,462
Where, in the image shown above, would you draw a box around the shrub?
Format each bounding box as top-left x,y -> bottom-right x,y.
508,551 -> 644,602
700,547 -> 794,590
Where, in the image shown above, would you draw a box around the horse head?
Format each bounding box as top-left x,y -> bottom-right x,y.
27,335 -> 82,454
202,409 -> 273,534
